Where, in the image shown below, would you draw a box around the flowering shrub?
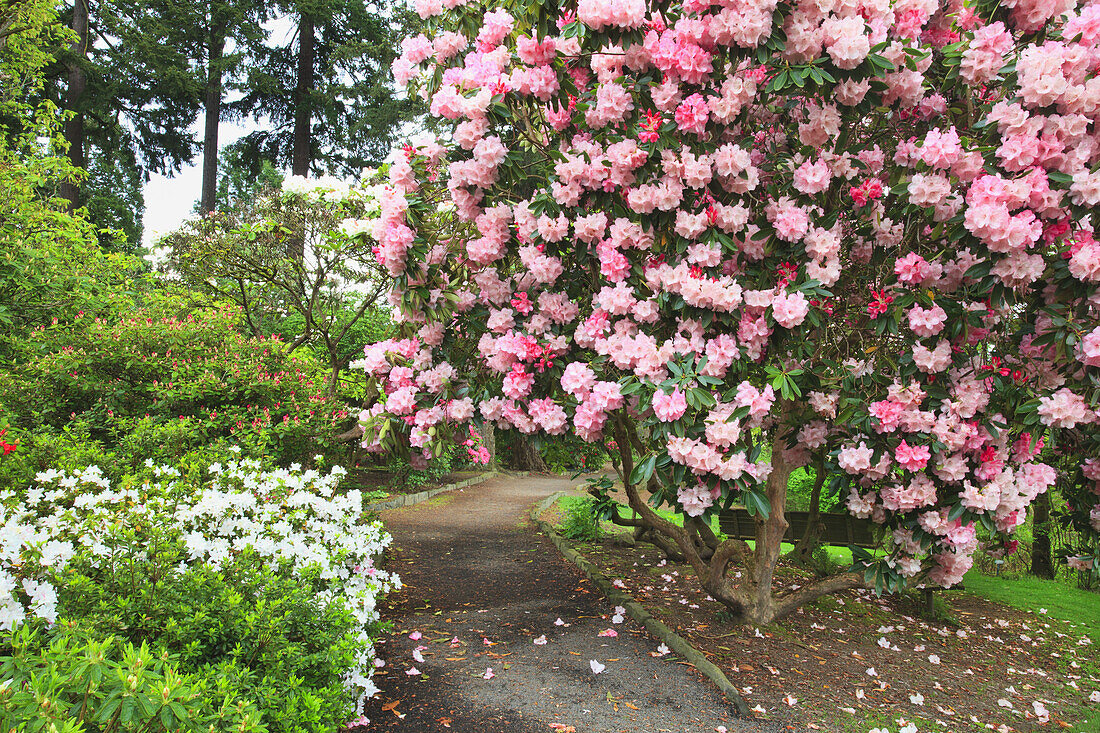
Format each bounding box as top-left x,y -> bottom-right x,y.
0,458 -> 397,730
356,0 -> 1100,623
154,173 -> 396,400
0,301 -> 352,477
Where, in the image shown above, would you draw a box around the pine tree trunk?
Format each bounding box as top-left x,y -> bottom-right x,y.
1031,491 -> 1054,579
292,14 -> 314,177
60,0 -> 89,209
199,25 -> 225,214
286,13 -> 314,262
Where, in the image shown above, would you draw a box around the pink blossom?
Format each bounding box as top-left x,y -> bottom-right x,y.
894,440 -> 931,471
674,94 -> 709,136
561,362 -> 597,396
792,158 -> 831,195
652,388 -> 688,422
771,291 -> 809,329
908,304 -> 947,337
894,253 -> 931,285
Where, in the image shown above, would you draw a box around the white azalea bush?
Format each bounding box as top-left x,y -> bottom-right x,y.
0,457 -> 398,731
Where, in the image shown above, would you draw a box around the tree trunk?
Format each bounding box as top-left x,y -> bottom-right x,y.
60,0 -> 89,209
1030,491 -> 1054,579
292,14 -> 314,178
790,456 -> 827,567
511,434 -> 548,472
476,419 -> 496,468
328,356 -> 341,400
285,13 -> 314,262
199,24 -> 225,214
611,410 -> 866,627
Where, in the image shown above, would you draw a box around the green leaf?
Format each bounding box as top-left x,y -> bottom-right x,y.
742,488 -> 771,519
629,454 -> 657,487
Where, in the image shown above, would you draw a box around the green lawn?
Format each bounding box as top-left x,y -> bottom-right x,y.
962,569 -> 1100,639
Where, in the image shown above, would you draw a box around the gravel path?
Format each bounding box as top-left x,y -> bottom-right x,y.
360,472 -> 784,733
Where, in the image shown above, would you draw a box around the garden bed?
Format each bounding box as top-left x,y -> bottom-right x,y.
543,502 -> 1099,732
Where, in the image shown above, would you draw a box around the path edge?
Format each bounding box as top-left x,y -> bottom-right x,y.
365,470 -> 499,512
529,491 -> 752,719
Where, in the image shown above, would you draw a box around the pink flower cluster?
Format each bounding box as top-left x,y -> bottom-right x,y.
352,0 -> 1100,594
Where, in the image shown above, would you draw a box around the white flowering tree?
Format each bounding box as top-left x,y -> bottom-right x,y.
353,0 -> 1100,623
159,176 -> 393,397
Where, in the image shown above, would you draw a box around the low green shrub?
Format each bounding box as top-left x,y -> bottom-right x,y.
0,625 -> 265,733
385,440 -> 467,490
0,302 -> 354,481
560,497 -> 603,541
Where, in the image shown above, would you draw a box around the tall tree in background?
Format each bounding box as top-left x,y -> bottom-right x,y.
230,0 -> 419,181
57,0 -> 87,210
161,0 -> 266,215
49,0 -> 202,246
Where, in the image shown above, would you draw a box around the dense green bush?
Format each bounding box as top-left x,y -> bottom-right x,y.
785,466 -> 841,513
64,556 -> 365,732
559,497 -> 603,541
0,301 -> 355,484
0,625 -> 265,733
536,434 -> 609,474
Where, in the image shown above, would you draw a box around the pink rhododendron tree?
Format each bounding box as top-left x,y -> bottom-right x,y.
356,0 -> 1100,623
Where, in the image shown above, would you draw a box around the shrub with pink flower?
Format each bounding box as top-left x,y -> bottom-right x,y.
350,0 -> 1100,624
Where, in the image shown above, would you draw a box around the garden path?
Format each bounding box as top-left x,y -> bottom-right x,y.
359,471 -> 782,733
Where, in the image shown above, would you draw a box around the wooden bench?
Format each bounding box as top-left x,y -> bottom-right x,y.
717,508 -> 880,548
717,508 -> 958,615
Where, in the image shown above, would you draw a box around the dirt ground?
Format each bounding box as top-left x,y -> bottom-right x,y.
550,510 -> 1100,733
359,472 -> 785,733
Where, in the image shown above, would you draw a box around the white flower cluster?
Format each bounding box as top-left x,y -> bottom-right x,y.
282,174 -> 354,201
0,458 -> 399,707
